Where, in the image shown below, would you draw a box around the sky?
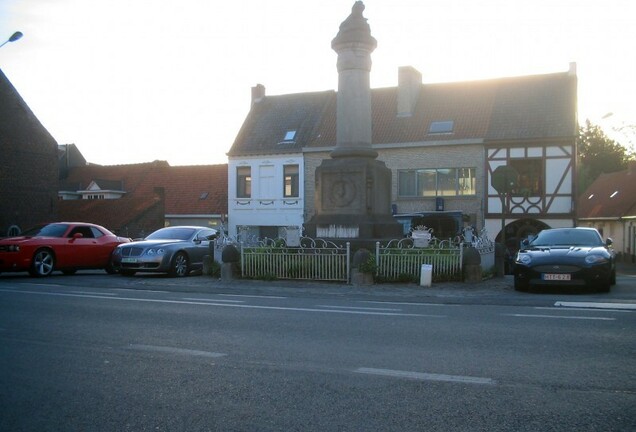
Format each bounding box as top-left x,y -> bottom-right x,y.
1,0 -> 635,166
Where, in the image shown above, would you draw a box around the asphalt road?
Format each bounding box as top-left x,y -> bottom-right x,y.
1,273 -> 635,431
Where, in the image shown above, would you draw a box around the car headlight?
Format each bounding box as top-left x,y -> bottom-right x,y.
516,254 -> 532,265
146,248 -> 165,256
112,247 -> 122,256
585,255 -> 609,265
8,245 -> 20,252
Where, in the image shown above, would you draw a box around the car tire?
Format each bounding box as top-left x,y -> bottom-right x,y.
610,269 -> 616,285
119,269 -> 136,277
104,264 -> 116,275
62,269 -> 77,275
29,248 -> 55,277
169,252 -> 189,277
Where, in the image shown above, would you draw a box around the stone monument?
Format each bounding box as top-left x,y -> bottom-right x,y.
305,1 -> 402,240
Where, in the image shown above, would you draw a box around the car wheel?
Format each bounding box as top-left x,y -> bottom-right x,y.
119,269 -> 136,277
29,249 -> 55,277
62,269 -> 77,275
610,269 -> 616,285
169,252 -> 189,277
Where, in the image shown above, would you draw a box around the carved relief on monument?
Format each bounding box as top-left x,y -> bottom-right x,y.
321,171 -> 362,211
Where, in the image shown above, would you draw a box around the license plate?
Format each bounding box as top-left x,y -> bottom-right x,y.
122,257 -> 138,263
543,273 -> 571,281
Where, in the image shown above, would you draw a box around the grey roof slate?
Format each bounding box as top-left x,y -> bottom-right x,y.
228,70 -> 577,156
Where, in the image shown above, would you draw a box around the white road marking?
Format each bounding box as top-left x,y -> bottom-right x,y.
503,313 -> 615,321
317,305 -> 401,311
355,367 -> 496,385
182,297 -> 244,303
0,289 -> 444,317
112,288 -> 169,293
127,344 -> 226,358
554,301 -> 636,311
217,293 -> 287,299
359,300 -> 454,307
535,306 -> 631,313
70,291 -> 118,296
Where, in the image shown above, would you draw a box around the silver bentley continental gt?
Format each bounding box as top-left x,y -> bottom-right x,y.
110,226 -> 218,277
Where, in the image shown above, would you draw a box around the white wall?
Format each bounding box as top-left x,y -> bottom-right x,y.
228,154 -> 304,237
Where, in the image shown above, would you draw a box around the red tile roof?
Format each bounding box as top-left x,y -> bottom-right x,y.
578,164 -> 636,219
61,161 -> 228,215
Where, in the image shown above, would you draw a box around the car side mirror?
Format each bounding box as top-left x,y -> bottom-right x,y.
606,238 -> 613,247
520,238 -> 530,248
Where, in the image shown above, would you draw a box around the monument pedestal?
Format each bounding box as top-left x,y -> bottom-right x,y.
305,156 -> 402,239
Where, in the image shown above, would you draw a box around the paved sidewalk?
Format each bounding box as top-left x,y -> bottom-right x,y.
120,262 -> 636,305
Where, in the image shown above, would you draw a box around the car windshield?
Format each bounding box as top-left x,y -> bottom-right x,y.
20,223 -> 68,238
529,229 -> 604,247
146,227 -> 196,241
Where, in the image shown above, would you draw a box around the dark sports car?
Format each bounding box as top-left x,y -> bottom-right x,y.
110,226 -> 218,277
0,222 -> 131,277
514,227 -> 616,292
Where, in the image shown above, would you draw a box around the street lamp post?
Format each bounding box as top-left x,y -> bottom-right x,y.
0,31 -> 23,49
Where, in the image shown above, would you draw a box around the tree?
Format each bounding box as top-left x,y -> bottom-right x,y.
577,119 -> 633,193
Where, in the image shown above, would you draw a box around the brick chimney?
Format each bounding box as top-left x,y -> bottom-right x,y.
251,84 -> 265,106
397,66 -> 422,117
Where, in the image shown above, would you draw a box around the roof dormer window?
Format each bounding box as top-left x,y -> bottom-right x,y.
283,130 -> 296,141
429,121 -> 454,134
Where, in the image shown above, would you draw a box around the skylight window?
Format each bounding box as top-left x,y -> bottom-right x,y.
429,121 -> 454,134
588,194 -> 594,200
199,192 -> 209,200
610,191 -> 618,198
284,130 -> 297,141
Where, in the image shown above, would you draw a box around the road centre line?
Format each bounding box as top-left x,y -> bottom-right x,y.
70,291 -> 118,296
217,293 -> 287,299
182,297 -> 244,303
554,301 -> 636,311
0,289 -> 444,317
317,305 -> 401,311
503,313 -> 615,321
535,306 -> 631,313
355,367 -> 496,385
127,344 -> 226,358
359,300 -> 455,307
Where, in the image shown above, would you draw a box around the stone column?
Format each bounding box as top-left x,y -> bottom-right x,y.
305,1 -> 402,241
330,1 -> 377,159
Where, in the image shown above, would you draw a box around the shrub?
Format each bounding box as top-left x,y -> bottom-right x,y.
358,254 -> 377,274
206,259 -> 221,278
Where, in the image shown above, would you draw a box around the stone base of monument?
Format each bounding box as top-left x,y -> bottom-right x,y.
305,156 -> 403,240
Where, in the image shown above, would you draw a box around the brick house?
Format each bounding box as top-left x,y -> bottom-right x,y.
0,69 -> 59,236
59,161 -> 228,239
228,64 -> 578,243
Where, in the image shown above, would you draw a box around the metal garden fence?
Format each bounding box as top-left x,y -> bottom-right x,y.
241,238 -> 350,282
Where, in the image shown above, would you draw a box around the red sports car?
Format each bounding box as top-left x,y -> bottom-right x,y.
0,222 -> 131,277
